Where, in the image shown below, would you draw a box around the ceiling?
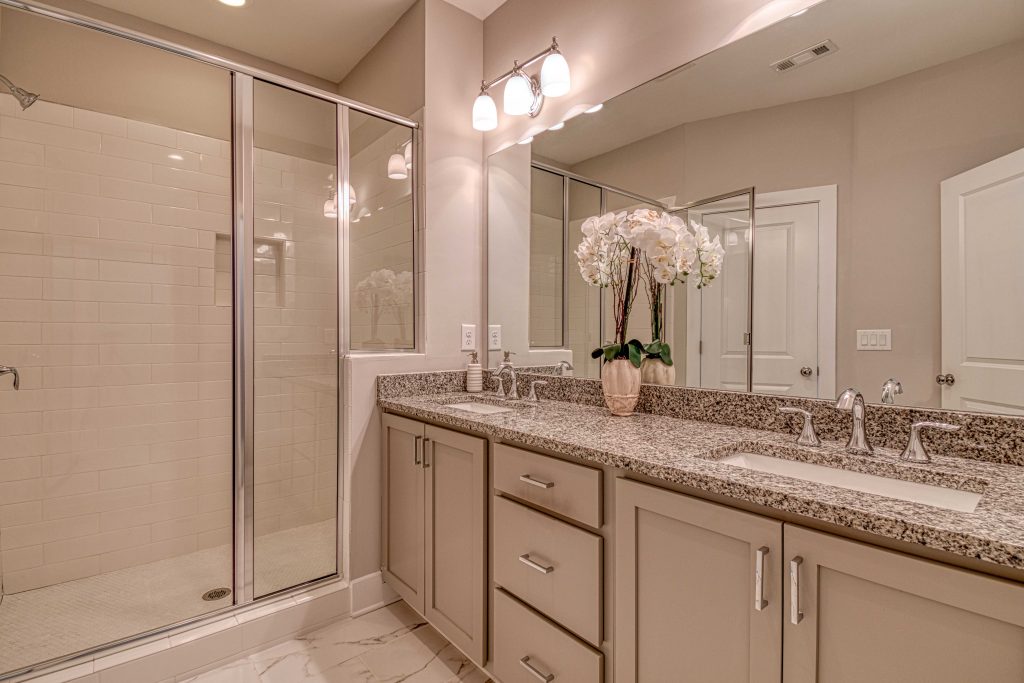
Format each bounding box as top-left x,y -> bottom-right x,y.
533,0 -> 1024,165
86,0 -> 419,83
445,0 -> 508,20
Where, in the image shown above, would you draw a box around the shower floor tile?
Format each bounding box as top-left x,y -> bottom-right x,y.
0,520 -> 336,676
181,601 -> 491,683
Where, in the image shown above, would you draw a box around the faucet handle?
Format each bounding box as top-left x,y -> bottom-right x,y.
526,380 -> 548,402
492,374 -> 507,400
900,420 -> 961,463
778,407 -> 821,447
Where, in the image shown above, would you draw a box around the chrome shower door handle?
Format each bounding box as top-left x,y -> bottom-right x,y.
0,365 -> 19,390
754,546 -> 769,611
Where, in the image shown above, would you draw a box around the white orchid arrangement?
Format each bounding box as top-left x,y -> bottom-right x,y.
575,208 -> 725,366
356,268 -> 413,343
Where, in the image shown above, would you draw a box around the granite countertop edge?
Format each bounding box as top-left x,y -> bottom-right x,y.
380,392 -> 1024,573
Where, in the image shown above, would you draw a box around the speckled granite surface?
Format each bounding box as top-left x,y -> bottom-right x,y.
379,388 -> 1024,572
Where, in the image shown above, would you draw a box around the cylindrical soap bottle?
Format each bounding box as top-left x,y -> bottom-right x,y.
466,351 -> 483,393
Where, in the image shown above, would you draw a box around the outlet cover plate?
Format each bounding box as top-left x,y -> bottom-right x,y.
488,325 -> 502,351
460,324 -> 476,351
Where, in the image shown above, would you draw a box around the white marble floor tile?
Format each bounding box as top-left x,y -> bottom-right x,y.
181,602 -> 491,683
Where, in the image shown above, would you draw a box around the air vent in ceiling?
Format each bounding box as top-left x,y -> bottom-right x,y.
771,40 -> 838,73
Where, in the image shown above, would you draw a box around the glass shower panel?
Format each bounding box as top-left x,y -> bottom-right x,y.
348,111 -> 414,350
530,167 -> 564,348
252,81 -> 338,597
566,180 -> 601,378
0,7 -> 233,674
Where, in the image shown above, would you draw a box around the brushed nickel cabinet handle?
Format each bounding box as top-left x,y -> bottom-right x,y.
520,656 -> 554,682
754,546 -> 769,611
790,556 -> 804,625
519,553 -> 554,574
413,436 -> 422,466
423,438 -> 432,468
519,474 -> 554,489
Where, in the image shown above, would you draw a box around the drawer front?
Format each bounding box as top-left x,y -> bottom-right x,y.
493,588 -> 603,683
493,444 -> 602,527
493,496 -> 603,646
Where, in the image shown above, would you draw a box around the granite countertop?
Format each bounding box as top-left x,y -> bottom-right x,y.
380,391 -> 1024,573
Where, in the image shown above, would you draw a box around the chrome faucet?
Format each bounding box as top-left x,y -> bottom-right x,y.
494,351 -> 519,400
835,388 -> 873,455
881,378 -> 903,405
0,365 -> 19,390
778,407 -> 821,447
556,360 -> 574,376
901,421 -> 960,463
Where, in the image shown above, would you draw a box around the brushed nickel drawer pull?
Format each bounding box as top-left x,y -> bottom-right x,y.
520,656 -> 554,682
413,436 -> 422,466
423,438 -> 432,468
754,546 -> 769,611
790,556 -> 804,625
519,553 -> 554,574
519,474 -> 554,489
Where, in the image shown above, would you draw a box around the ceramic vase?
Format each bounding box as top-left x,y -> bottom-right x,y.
641,358 -> 676,386
602,359 -> 642,416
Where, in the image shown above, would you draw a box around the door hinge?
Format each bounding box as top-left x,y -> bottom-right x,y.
698,340 -> 703,355
743,332 -> 752,346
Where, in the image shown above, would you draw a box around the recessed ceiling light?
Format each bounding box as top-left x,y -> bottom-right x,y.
585,103 -> 603,114
548,122 -> 565,131
518,136 -> 534,145
219,0 -> 246,7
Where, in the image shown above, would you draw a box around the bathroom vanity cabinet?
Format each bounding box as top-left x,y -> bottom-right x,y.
382,413 -> 1024,682
381,414 -> 488,663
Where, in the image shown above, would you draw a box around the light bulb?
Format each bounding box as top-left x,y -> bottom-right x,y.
503,72 -> 534,116
472,92 -> 498,131
585,103 -> 603,114
387,153 -> 408,180
323,197 -> 337,219
540,51 -> 571,97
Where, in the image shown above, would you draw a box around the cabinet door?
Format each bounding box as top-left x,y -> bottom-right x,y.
424,424 -> 487,664
381,414 -> 425,612
615,479 -> 783,683
784,525 -> 1024,683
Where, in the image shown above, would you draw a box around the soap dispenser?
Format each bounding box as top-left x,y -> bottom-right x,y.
466,351 -> 483,393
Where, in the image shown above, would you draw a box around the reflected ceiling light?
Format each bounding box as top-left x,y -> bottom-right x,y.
540,40 -> 571,97
472,37 -> 569,131
218,0 -> 246,6
548,122 -> 565,131
585,103 -> 604,114
387,153 -> 408,180
518,136 -> 534,145
403,141 -> 412,169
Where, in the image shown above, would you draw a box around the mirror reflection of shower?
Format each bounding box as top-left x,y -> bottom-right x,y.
0,72 -> 38,109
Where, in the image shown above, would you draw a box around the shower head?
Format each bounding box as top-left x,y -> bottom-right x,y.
0,74 -> 38,110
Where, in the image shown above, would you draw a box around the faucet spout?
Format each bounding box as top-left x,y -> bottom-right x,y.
835,387 -> 873,454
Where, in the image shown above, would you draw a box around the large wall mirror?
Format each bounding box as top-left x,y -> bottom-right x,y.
487,0 -> 1024,415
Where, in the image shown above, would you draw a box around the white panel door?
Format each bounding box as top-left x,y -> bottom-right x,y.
941,148 -> 1024,414
751,203 -> 820,397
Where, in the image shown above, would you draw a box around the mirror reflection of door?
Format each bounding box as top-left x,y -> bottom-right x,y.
941,148 -> 1024,414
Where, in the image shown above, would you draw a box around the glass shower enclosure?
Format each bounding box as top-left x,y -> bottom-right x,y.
0,3 -> 416,678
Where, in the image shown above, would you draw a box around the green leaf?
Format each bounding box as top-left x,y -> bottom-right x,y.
591,347 -> 604,360
603,344 -> 621,363
627,342 -> 643,368
661,344 -> 673,366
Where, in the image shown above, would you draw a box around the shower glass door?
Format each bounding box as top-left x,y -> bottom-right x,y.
0,6 -> 235,674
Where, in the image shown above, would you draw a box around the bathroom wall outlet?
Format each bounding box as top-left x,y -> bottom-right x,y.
460,324 -> 476,351
488,325 -> 502,351
856,329 -> 892,351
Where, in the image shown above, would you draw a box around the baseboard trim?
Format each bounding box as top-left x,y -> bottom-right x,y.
350,571 -> 399,617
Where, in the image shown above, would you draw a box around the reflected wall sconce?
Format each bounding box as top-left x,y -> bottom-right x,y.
472,36 -> 570,132
387,140 -> 413,180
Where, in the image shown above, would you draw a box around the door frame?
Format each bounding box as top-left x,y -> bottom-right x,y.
685,185 -> 836,399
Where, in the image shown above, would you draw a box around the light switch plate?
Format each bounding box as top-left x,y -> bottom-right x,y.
460,324 -> 476,351
856,328 -> 892,351
488,325 -> 502,351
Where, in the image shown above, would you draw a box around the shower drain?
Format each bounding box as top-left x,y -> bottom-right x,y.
202,587 -> 232,601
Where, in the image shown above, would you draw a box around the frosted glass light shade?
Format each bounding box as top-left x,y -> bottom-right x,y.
503,73 -> 534,116
472,92 -> 498,131
541,52 -> 571,97
323,197 -> 337,219
388,153 -> 408,180
403,142 -> 412,169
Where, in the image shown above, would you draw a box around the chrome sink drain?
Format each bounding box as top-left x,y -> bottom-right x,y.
202,587 -> 232,601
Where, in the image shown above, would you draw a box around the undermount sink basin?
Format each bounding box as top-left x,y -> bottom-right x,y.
719,452 -> 982,513
447,402 -> 513,415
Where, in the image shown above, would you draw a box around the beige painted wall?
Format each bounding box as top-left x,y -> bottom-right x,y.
567,40 -> 1024,406
481,0 -> 818,152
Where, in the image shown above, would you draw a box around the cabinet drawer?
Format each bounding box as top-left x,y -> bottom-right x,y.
493,496 -> 602,646
493,588 -> 603,683
493,444 -> 602,527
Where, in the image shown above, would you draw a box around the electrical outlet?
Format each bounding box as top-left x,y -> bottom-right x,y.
460,324 -> 476,351
856,329 -> 892,351
488,325 -> 502,351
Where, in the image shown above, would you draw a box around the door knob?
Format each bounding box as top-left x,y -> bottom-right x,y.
0,365 -> 18,390
800,366 -> 813,378
935,373 -> 955,386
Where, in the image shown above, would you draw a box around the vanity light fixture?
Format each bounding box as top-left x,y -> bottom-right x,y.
323,189 -> 338,219
585,103 -> 604,114
387,153 -> 407,180
472,37 -> 570,131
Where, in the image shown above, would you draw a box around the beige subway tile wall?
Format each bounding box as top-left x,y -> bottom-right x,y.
0,91 -> 339,595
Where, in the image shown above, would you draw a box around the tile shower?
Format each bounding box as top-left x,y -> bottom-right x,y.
0,4 -> 416,679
